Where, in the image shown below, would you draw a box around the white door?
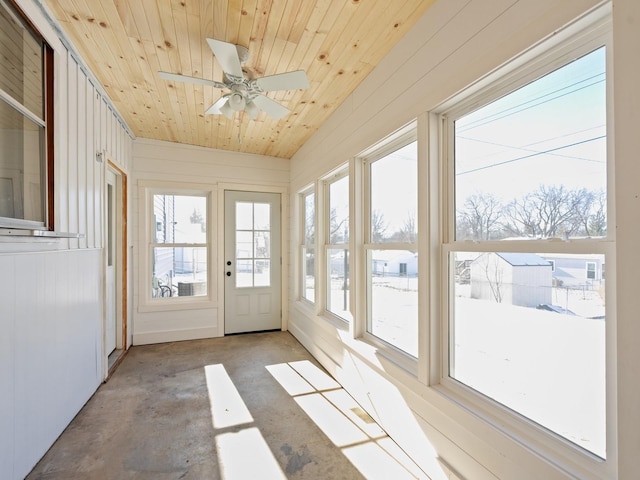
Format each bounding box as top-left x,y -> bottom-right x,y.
224,191 -> 281,334
105,169 -> 117,354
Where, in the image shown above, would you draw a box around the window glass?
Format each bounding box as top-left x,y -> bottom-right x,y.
234,201 -> 271,288
151,194 -> 208,298
302,191 -> 315,303
370,249 -> 418,355
329,176 -> 349,244
448,46 -> 607,459
327,248 -> 350,320
450,251 -> 606,457
370,142 -> 417,243
327,174 -> 350,321
0,1 -> 51,228
455,48 -> 606,241
366,139 -> 418,356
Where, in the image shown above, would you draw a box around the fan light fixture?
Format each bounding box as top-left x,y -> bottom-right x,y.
228,92 -> 246,111
158,38 -> 309,120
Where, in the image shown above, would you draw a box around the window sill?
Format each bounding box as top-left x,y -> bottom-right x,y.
432,378 -> 611,479
0,229 -> 83,238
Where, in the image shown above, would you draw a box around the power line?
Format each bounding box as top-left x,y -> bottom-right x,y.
456,135 -> 606,176
457,125 -> 606,164
457,74 -> 605,133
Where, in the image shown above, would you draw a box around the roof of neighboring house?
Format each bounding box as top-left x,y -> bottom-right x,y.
495,252 -> 552,267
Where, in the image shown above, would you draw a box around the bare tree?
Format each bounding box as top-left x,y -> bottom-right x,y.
503,185 -> 588,238
329,207 -> 348,244
457,193 -> 504,240
371,209 -> 388,243
587,190 -> 607,236
304,201 -> 315,244
398,212 -> 417,243
485,254 -> 504,303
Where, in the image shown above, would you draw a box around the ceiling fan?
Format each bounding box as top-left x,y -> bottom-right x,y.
159,38 -> 309,120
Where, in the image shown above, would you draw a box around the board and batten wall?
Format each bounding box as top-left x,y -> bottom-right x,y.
131,138 -> 289,345
289,0 -> 639,478
0,1 -> 133,479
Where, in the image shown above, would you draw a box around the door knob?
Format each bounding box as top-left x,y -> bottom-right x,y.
227,261 -> 232,266
226,271 -> 231,277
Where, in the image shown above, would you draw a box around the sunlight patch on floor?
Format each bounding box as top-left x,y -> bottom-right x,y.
216,427 -> 287,480
267,361 -> 432,479
204,364 -> 254,429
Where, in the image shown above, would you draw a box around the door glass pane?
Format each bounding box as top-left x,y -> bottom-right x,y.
236,202 -> 253,230
450,251 -> 606,457
255,260 -> 271,287
235,201 -> 272,288
107,183 -> 113,267
254,202 -> 270,230
236,260 -> 253,288
254,232 -> 270,258
236,231 -> 253,258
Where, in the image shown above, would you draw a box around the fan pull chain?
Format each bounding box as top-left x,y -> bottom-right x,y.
236,112 -> 245,144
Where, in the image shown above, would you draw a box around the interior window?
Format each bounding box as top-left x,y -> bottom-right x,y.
151,193 -> 208,298
0,0 -> 53,229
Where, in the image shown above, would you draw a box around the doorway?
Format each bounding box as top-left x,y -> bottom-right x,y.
224,191 -> 281,334
106,164 -> 127,373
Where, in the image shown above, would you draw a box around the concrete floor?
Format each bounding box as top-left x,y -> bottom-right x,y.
26,332 -> 425,479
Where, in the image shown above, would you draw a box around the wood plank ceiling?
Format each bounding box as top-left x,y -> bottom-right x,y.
45,0 -> 435,159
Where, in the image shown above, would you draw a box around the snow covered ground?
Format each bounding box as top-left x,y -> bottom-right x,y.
320,274 -> 606,458
452,290 -> 606,458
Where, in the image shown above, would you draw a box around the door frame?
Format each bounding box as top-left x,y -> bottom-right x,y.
104,160 -> 128,378
217,183 -> 288,336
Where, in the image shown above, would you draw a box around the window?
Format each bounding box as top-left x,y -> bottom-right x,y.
443,39 -> 609,461
0,0 -> 53,229
151,192 -> 208,299
364,138 -> 418,356
586,261 -> 597,280
325,171 -> 350,321
300,188 -> 315,303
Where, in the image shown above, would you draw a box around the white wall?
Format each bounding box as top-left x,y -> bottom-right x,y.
0,2 -> 134,479
131,138 -> 289,344
288,0 -> 638,478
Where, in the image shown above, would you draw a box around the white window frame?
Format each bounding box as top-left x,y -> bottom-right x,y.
432,8 -> 615,479
0,0 -> 54,232
323,167 -> 352,323
299,186 -> 316,305
360,127 -> 419,362
138,181 -> 215,312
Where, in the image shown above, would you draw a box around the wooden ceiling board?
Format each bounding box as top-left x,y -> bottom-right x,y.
43,0 -> 434,159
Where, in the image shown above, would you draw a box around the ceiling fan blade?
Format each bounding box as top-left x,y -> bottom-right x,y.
251,94 -> 290,119
206,38 -> 243,78
254,70 -> 309,92
205,95 -> 229,115
158,71 -> 226,89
